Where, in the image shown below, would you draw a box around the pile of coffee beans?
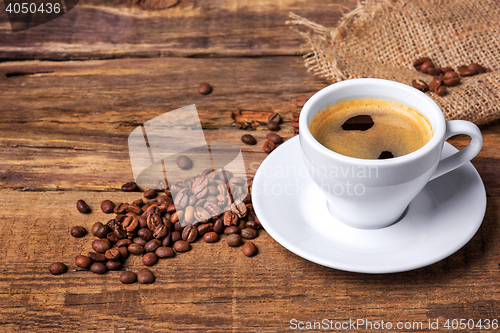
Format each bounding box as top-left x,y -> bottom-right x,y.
412,57 -> 491,96
50,172 -> 261,284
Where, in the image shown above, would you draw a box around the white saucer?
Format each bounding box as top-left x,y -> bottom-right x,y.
252,136 -> 486,273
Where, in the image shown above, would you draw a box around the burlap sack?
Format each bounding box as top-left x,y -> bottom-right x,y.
287,0 -> 500,125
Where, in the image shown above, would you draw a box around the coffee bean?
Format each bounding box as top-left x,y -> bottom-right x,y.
197,223 -> 212,235
142,252 -> 158,266
133,198 -> 144,207
224,226 -> 240,234
227,234 -> 242,247
241,134 -> 257,145
443,71 -> 460,86
128,243 -> 144,255
240,228 -> 258,239
266,133 -> 283,144
137,268 -> 155,284
75,255 -> 92,269
203,232 -> 219,243
440,67 -> 454,73
411,79 -> 428,92
133,237 -> 147,247
118,247 -> 129,260
92,239 -> 111,254
49,262 -> 67,275
294,97 -> 307,107
268,112 -> 282,124
242,242 -> 258,257
90,262 -> 108,274
126,205 -> 142,215
137,228 -> 154,241
429,78 -> 442,92
468,63 -> 486,74
413,57 -> 431,69
267,121 -> 280,131
342,115 -> 373,131
427,67 -> 442,76
105,248 -> 121,261
171,231 -> 182,243
70,226 -> 87,238
116,238 -> 132,248
144,239 -> 162,253
144,189 -> 157,199
420,60 -> 433,73
121,182 -> 138,192
292,112 -> 300,119
106,260 -> 122,271
213,219 -> 224,234
155,246 -> 175,258
76,199 -> 91,214
120,271 -> 137,284
246,220 -> 260,230
173,240 -> 191,252
162,235 -> 171,247
88,252 -> 107,262
231,201 -> 247,218
198,82 -> 212,95
113,202 -> 129,214
291,120 -> 299,128
436,85 -> 447,96
263,140 -> 276,153
458,66 -> 475,76
100,200 -> 115,214
181,225 -> 198,243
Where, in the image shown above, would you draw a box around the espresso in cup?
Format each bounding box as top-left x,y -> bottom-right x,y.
310,98 -> 432,159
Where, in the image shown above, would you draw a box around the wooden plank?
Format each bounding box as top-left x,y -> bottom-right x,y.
0,189 -> 499,332
1,57 -> 499,192
0,56 -> 325,191
0,0 -> 356,60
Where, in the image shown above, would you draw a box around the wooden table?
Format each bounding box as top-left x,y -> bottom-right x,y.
1,0 -> 499,331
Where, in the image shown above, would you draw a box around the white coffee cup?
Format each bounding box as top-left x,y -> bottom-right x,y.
299,78 -> 483,229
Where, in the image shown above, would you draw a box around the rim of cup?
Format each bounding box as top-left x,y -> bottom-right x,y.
299,78 -> 446,166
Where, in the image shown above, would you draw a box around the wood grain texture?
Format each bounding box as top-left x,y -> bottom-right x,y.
1,0 -> 500,331
0,0 -> 355,60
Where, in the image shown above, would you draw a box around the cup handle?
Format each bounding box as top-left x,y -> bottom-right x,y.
430,120 -> 483,181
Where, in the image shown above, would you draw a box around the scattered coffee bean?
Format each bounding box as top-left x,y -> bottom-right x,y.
88,252 -> 107,262
468,63 -> 486,74
213,219 -> 224,234
118,247 -> 129,260
227,234 -> 242,247
440,66 -> 454,73
116,239 -> 132,248
443,71 -> 460,86
263,140 -> 276,154
378,151 -> 394,159
268,112 -> 282,124
412,79 -> 428,92
155,246 -> 175,258
436,85 -> 447,96
342,115 -> 374,131
267,121 -> 280,131
224,226 -> 240,234
121,182 -> 138,192
137,228 -> 154,241
144,189 -> 157,199
240,228 -> 258,239
128,243 -> 145,255
75,255 -> 92,269
246,220 -> 260,230
413,57 -> 431,70
120,271 -> 137,284
429,78 -> 442,92
92,239 -> 111,254
173,240 -> 191,252
427,67 -> 442,76
76,199 -> 91,214
242,242 -> 258,257
90,262 -> 108,274
266,133 -> 283,145
291,120 -> 299,128
137,268 -> 155,284
144,239 -> 162,253
100,200 -> 115,214
171,231 -> 182,243
70,226 -> 87,238
142,252 -> 158,266
106,260 -> 122,271
241,134 -> 257,145
105,248 -> 121,261
420,60 -> 434,74
203,232 -> 219,243
198,82 -> 212,95
49,262 -> 67,275
177,155 -> 193,170
133,237 -> 147,247
292,112 -> 300,119
294,97 -> 307,107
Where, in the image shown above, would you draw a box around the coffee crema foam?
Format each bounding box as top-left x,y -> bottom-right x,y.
310,99 -> 433,159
